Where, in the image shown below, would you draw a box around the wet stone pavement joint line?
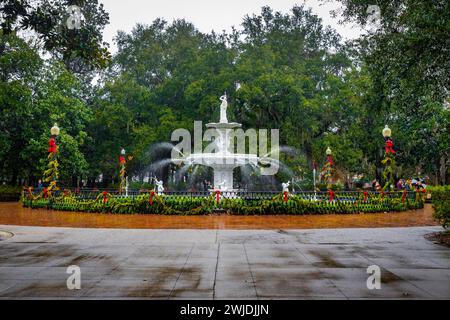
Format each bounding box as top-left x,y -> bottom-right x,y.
169,244 -> 195,299
0,225 -> 449,299
243,243 -> 259,299
212,243 -> 220,300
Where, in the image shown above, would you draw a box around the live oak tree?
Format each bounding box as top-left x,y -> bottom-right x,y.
0,3 -> 448,187
21,60 -> 91,185
0,0 -> 111,74
330,0 -> 450,184
0,33 -> 41,183
1,0 -> 108,185
0,34 -> 90,185
234,6 -> 364,182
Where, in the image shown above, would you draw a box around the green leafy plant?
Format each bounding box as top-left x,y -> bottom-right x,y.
429,186 -> 450,228
22,191 -> 423,216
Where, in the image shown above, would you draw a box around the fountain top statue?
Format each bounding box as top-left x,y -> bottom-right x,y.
219,94 -> 228,123
207,95 -> 240,130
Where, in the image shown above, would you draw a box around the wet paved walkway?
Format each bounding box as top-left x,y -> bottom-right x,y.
0,203 -> 438,229
0,225 -> 449,299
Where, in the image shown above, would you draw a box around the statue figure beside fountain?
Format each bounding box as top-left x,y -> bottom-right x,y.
219,94 -> 228,123
153,177 -> 164,195
282,181 -> 290,193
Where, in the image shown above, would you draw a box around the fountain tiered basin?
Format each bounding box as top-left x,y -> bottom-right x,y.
185,153 -> 259,191
183,121 -> 259,191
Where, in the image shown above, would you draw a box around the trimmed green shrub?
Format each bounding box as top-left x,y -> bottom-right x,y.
22,192 -> 423,216
23,194 -> 216,215
429,186 -> 450,228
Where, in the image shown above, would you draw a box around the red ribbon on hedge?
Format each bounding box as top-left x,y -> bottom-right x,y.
102,191 -> 108,204
283,191 -> 288,203
215,190 -> 221,205
402,189 -> 407,203
385,140 -> 395,154
328,189 -> 334,202
43,188 -> 48,199
48,138 -> 57,154
149,191 -> 155,205
363,191 -> 368,203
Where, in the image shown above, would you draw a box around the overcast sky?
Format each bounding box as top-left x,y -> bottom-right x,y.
100,0 -> 363,53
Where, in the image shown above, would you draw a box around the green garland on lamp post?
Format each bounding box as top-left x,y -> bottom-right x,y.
381,125 -> 396,191
43,123 -> 60,194
320,147 -> 333,189
119,148 -> 126,194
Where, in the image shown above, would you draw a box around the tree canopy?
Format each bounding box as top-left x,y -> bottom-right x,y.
0,3 -> 448,188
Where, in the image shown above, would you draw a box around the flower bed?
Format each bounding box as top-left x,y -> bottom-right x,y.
22,191 -> 424,215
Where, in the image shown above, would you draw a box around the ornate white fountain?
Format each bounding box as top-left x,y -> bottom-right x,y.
183,95 -> 259,191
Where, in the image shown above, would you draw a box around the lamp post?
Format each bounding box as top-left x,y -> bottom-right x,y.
382,125 -> 395,191
119,148 -> 126,194
325,147 -> 333,189
51,123 -> 60,137
312,160 -> 317,201
45,123 -> 60,192
382,125 -> 391,140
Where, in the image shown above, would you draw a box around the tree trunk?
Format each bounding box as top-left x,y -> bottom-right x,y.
87,177 -> 95,188
72,176 -> 78,189
439,155 -> 447,185
10,169 -> 18,186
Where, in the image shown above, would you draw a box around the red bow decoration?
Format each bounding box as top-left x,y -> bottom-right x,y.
421,189 -> 427,201
363,191 -> 368,203
149,191 -> 155,205
283,191 -> 288,203
385,140 -> 395,154
102,191 -> 108,204
402,190 -> 407,203
215,190 -> 221,205
119,156 -> 126,165
48,138 -> 57,153
328,189 -> 334,202
43,188 -> 48,199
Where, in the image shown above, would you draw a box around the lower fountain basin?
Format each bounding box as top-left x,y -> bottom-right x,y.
181,153 -> 259,190
185,153 -> 259,168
